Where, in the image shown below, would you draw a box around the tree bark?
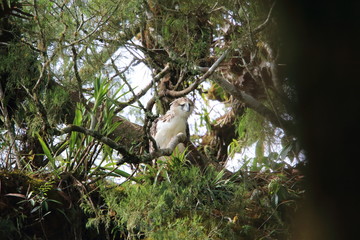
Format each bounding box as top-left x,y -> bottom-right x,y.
210,73 -> 295,136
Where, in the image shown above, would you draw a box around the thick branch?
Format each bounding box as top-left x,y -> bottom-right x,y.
117,133 -> 187,165
152,133 -> 186,158
56,124 -> 141,163
141,132 -> 228,175
56,125 -> 189,165
210,73 -> 294,135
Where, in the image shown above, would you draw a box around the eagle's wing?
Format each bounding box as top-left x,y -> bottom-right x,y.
149,112 -> 175,152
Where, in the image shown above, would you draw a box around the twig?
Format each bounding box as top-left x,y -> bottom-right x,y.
20,83 -> 52,132
257,199 -> 292,230
67,1 -> 121,46
115,63 -> 170,113
32,12 -> 68,93
88,165 -> 120,185
110,58 -> 146,112
156,49 -> 231,99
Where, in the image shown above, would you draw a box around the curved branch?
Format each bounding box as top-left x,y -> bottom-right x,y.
117,133 -> 187,165
55,116 -> 230,172
55,125 -> 189,166
210,73 -> 295,135
115,63 -> 170,113
142,132 -> 229,175
149,133 -> 187,158
253,1 -> 277,35
165,49 -> 231,98
56,124 -> 141,164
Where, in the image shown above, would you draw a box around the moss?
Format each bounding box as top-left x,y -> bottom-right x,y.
0,170 -> 99,240
0,170 -> 44,194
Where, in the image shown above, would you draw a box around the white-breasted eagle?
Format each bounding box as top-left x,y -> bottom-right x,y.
150,97 -> 194,153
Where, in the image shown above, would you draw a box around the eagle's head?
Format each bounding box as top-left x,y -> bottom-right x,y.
170,97 -> 194,119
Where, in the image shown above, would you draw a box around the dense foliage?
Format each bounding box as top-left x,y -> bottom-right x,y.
0,0 -> 305,239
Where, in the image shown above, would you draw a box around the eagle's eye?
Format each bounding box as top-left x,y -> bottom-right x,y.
180,102 -> 192,112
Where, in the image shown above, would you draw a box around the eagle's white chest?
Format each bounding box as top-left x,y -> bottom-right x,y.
154,116 -> 187,149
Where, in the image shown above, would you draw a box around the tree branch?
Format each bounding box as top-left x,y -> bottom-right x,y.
117,133 -> 188,165
56,124 -> 142,164
67,1 -> 121,46
146,48 -> 231,105
149,133 -> 187,159
56,125 -> 189,166
166,49 -> 231,97
111,58 -> 146,112
210,73 -> 294,135
113,63 -> 170,114
253,1 -> 277,35
71,45 -> 90,111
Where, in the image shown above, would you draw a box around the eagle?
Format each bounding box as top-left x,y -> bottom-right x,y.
150,97 -> 194,154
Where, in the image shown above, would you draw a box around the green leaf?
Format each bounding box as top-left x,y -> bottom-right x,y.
37,133 -> 59,175
42,201 -> 49,212
31,205 -> 41,214
279,142 -> 293,161
69,104 -> 83,154
98,166 -> 140,183
255,139 -> 264,159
